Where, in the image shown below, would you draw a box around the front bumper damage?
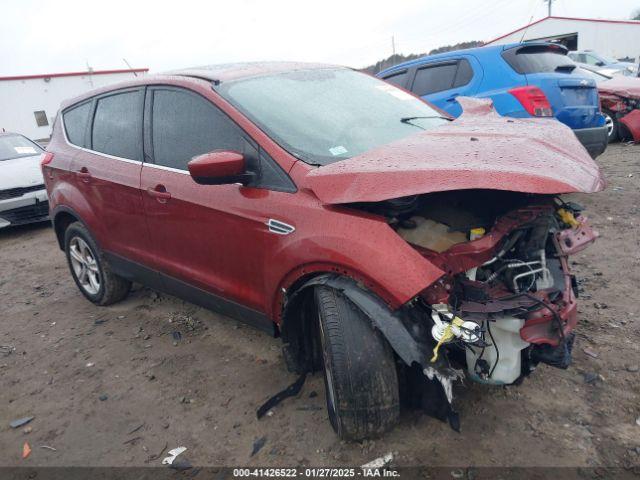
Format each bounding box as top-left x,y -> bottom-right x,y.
293,201 -> 599,431
601,91 -> 640,142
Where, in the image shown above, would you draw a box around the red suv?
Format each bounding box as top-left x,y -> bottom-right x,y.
43,63 -> 603,440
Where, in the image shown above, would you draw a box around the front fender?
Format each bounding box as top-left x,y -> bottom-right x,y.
265,220 -> 445,321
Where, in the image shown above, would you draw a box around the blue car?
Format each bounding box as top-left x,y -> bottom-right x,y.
377,42 -> 608,158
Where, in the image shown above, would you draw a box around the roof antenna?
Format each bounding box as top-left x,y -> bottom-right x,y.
519,15 -> 535,43
123,58 -> 137,77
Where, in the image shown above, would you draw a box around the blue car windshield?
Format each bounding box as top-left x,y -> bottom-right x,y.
218,68 -> 448,165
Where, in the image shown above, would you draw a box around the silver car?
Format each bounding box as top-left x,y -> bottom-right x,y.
0,132 -> 49,229
568,50 -> 638,77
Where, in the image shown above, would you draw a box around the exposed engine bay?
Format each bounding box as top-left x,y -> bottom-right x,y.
351,189 -> 599,429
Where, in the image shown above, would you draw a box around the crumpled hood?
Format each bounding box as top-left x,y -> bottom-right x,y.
304,97 -> 605,204
0,154 -> 45,191
598,76 -> 640,99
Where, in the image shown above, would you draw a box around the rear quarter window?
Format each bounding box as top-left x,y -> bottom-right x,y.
63,102 -> 92,147
502,45 -> 574,74
382,70 -> 409,88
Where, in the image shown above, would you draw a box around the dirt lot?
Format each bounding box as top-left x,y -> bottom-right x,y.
0,143 -> 639,470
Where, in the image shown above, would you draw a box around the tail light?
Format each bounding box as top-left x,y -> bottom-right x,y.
509,86 -> 553,117
40,152 -> 54,166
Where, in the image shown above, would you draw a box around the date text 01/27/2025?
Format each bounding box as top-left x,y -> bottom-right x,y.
232,468 -> 400,477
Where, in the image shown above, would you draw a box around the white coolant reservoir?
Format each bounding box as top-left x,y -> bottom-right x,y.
465,315 -> 530,385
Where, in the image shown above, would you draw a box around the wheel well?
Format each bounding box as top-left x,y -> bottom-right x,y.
53,211 -> 78,250
280,273 -> 330,374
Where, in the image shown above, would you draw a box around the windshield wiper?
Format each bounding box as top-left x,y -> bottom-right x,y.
400,115 -> 450,130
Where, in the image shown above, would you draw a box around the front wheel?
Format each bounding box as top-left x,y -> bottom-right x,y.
314,286 -> 399,440
64,222 -> 131,305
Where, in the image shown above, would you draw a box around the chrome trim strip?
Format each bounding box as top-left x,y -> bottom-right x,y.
142,163 -> 190,175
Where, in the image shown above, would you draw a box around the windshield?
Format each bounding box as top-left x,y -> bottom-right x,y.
218,68 -> 448,165
595,53 -> 617,64
0,134 -> 44,161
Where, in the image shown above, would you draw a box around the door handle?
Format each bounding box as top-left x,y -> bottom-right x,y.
446,94 -> 459,102
77,167 -> 92,182
147,185 -> 171,201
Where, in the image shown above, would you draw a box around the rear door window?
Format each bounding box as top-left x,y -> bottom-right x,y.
91,90 -> 143,160
383,70 -> 409,88
150,88 -> 246,170
63,102 -> 91,147
411,63 -> 458,96
502,45 -> 574,74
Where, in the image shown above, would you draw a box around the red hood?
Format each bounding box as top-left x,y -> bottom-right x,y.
598,76 -> 640,99
304,97 -> 605,204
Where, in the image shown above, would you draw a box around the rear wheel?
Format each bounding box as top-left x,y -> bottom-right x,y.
603,110 -> 619,142
64,222 -> 131,305
314,286 -> 399,440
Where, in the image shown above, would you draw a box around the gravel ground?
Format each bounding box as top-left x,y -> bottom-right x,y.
0,143 -> 638,470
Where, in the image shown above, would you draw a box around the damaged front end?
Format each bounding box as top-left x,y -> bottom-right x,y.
293,97 -> 605,431
600,89 -> 640,142
346,189 -> 599,429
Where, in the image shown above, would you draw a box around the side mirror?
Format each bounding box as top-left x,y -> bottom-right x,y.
188,150 -> 254,185
596,61 -> 605,67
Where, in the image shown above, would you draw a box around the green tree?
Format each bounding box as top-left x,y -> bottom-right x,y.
360,41 -> 483,75
633,8 -> 640,20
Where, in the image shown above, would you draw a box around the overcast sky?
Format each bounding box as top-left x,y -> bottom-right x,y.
1,0 -> 639,76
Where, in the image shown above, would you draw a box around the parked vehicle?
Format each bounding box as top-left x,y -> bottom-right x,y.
0,132 -> 49,229
568,50 -> 638,77
377,43 -> 608,158
44,63 -> 603,440
579,67 -> 640,142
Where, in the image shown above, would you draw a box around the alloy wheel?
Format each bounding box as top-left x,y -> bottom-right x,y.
69,237 -> 101,295
604,113 -> 614,138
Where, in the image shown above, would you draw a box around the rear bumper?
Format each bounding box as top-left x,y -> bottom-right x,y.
573,125 -> 608,159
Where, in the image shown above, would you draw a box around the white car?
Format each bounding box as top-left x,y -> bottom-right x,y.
0,132 -> 49,229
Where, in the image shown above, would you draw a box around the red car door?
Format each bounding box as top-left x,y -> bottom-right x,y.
70,88 -> 155,267
140,86 -> 287,330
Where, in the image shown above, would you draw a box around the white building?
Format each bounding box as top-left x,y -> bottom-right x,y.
485,16 -> 640,63
0,68 -> 148,141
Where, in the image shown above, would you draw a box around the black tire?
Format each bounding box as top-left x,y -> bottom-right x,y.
64,222 -> 131,306
314,286 -> 399,440
603,109 -> 619,143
